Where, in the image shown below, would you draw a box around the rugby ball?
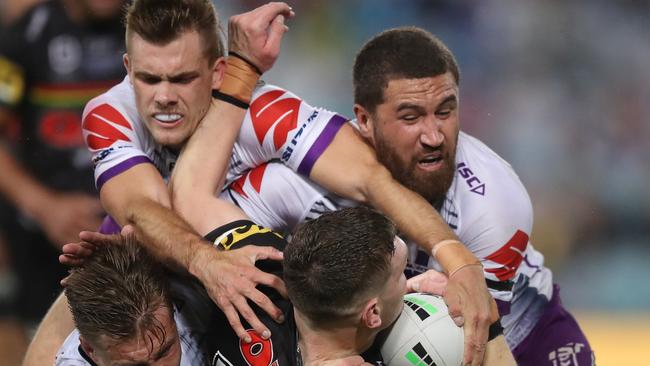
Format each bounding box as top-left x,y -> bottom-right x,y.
380,293 -> 464,366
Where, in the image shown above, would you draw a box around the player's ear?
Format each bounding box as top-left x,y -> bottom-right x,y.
361,297 -> 383,329
211,56 -> 226,90
354,104 -> 375,143
123,53 -> 131,76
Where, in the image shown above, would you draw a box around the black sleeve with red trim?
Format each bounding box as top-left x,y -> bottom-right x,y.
203,220 -> 298,366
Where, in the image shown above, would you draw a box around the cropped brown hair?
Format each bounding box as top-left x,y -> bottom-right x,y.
284,207 -> 397,326
125,0 -> 224,63
65,235 -> 172,347
353,26 -> 460,114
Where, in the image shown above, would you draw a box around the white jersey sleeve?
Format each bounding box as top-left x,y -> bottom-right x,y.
221,162 -> 354,233
81,76 -> 174,190
442,133 -> 553,319
451,133 -> 534,283
227,83 -> 348,183
54,330 -> 91,365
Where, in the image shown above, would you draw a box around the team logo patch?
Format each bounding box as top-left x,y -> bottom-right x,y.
213,222 -> 282,251
484,230 -> 529,281
230,163 -> 268,198
83,103 -> 133,150
250,89 -> 301,150
548,342 -> 586,366
240,329 -> 279,366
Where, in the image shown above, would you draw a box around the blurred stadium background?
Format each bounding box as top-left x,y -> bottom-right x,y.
2,0 -> 649,364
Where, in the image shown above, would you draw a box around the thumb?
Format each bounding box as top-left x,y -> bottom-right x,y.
121,224 -> 135,236
406,277 -> 421,293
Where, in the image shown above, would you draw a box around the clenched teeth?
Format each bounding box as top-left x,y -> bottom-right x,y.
154,113 -> 182,123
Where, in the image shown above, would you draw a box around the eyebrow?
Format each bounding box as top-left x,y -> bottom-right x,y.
396,103 -> 427,114
133,71 -> 199,82
438,95 -> 458,108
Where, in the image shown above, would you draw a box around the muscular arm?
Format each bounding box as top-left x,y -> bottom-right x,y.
169,98 -> 249,236
99,162 -> 210,272
484,335 -> 517,366
310,123 -> 492,366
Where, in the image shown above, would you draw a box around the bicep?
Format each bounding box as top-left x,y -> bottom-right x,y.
309,123 -> 380,203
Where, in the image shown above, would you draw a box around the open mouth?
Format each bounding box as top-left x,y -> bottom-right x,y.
418,153 -> 444,169
153,113 -> 183,125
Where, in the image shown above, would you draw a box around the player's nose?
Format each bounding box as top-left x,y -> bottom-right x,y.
420,117 -> 444,147
154,82 -> 179,107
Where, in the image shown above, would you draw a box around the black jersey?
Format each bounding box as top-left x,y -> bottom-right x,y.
204,220 -> 385,366
0,0 -> 125,192
204,220 -> 298,366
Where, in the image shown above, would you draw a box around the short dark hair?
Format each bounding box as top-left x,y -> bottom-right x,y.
65,235 -> 172,347
353,26 -> 460,113
125,0 -> 224,63
284,207 -> 397,325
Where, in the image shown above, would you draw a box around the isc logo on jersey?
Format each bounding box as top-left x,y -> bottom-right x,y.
381,293 -> 463,366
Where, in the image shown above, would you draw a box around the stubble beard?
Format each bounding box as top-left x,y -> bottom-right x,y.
374,135 -> 456,207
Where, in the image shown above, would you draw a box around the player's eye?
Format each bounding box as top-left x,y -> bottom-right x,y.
140,76 -> 161,85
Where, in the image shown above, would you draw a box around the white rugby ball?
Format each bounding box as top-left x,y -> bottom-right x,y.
380,293 -> 464,366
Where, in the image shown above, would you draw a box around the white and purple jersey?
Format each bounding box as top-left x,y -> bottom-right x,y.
81,76 -> 347,190
221,132 -> 554,350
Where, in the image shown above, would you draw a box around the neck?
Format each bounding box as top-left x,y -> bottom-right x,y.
296,312 -> 376,366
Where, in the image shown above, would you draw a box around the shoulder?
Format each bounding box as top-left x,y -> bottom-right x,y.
453,132 -> 533,233
82,77 -> 141,144
55,329 -> 91,365
455,132 -> 530,204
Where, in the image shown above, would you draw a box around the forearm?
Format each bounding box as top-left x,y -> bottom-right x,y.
170,98 -> 247,232
310,124 -> 476,271
124,196 -> 210,274
364,165 -> 457,253
484,335 -> 517,366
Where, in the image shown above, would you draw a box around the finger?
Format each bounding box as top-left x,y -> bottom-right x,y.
463,321 -> 476,366
406,277 -> 421,293
264,14 -> 288,54
233,296 -> 272,340
219,299 -> 252,343
121,224 -> 135,236
250,246 -> 284,262
59,253 -> 84,267
443,289 -> 463,326
61,242 -> 97,257
78,230 -> 113,246
255,2 -> 292,25
254,270 -> 288,299
416,277 -> 448,295
246,286 -> 285,323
